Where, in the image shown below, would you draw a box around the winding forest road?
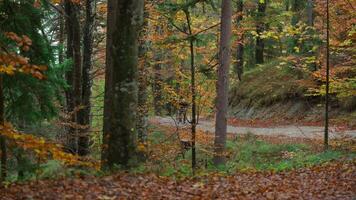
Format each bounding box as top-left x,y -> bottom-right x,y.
152,117 -> 356,139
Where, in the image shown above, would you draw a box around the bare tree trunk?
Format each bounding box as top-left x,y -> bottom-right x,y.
153,25 -> 163,116
0,75 -> 7,181
307,0 -> 314,26
137,4 -> 149,146
214,0 -> 232,166
324,0 -> 330,150
78,0 -> 95,156
58,7 -> 65,64
184,9 -> 197,173
102,0 -> 144,169
65,0 -> 82,154
236,0 -> 244,81
256,0 -> 266,65
101,0 -> 115,163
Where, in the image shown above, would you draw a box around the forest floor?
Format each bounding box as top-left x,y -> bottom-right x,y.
152,117 -> 356,139
1,161 -> 355,199
1,117 -> 355,199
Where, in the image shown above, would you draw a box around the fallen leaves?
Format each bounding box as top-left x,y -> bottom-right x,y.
0,161 -> 355,199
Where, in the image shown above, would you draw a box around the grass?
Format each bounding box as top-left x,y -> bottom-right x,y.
131,127 -> 356,178
224,135 -> 353,172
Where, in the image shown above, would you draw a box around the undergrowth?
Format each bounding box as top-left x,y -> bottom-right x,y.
131,128 -> 356,178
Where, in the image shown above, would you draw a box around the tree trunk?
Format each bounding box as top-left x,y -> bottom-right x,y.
0,75 -> 7,181
256,1 -> 266,65
65,0 -> 82,154
153,25 -> 163,116
236,0 -> 244,81
137,4 -> 149,147
214,0 -> 232,166
307,0 -> 314,26
324,0 -> 330,150
291,0 -> 303,26
285,0 -> 290,11
102,0 -> 144,169
78,0 -> 95,156
58,7 -> 65,64
184,9 -> 197,173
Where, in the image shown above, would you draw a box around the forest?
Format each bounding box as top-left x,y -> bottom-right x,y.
0,0 -> 355,199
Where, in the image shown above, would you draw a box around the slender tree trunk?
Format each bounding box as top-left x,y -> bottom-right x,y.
236,0 -> 244,81
184,9 -> 197,173
307,0 -> 314,26
0,75 -> 7,181
78,0 -> 95,156
65,0 -> 74,126
65,0 -> 82,154
256,1 -> 266,65
58,8 -> 65,64
291,0 -> 302,25
137,4 -> 149,146
153,25 -> 163,116
285,0 -> 289,11
101,0 -> 115,163
214,0 -> 232,166
324,0 -> 330,150
102,0 -> 144,169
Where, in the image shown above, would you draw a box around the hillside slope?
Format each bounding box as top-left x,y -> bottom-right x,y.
229,61 -> 356,128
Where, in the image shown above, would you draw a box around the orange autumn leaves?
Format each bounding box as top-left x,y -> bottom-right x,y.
0,32 -> 47,79
0,122 -> 99,169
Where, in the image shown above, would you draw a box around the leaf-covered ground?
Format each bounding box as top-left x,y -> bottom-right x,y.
1,161 -> 355,200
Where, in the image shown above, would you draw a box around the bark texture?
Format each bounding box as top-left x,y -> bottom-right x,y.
0,75 -> 6,181
214,0 -> 232,166
153,25 -> 163,116
256,0 -> 266,65
78,0 -> 95,156
236,0 -> 244,81
307,0 -> 314,26
102,0 -> 144,168
137,5 -> 150,145
65,0 -> 82,154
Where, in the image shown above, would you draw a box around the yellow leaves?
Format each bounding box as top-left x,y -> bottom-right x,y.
0,64 -> 16,75
0,122 -> 99,170
137,142 -> 146,152
51,0 -> 63,4
0,32 -> 47,79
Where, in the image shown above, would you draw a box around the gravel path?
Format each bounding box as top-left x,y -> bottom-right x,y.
152,117 -> 356,139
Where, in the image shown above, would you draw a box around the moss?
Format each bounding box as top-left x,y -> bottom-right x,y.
230,59 -> 309,108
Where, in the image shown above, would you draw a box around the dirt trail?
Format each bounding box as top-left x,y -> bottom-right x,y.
152,117 -> 356,139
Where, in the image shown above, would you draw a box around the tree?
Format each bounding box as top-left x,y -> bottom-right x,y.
214,0 -> 232,166
235,0 -> 244,81
0,75 -> 6,181
78,0 -> 95,156
102,0 -> 144,169
184,8 -> 197,172
137,1 -> 150,151
64,0 -> 82,154
324,0 -> 330,150
256,0 -> 266,64
307,0 -> 314,26
152,24 -> 164,116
